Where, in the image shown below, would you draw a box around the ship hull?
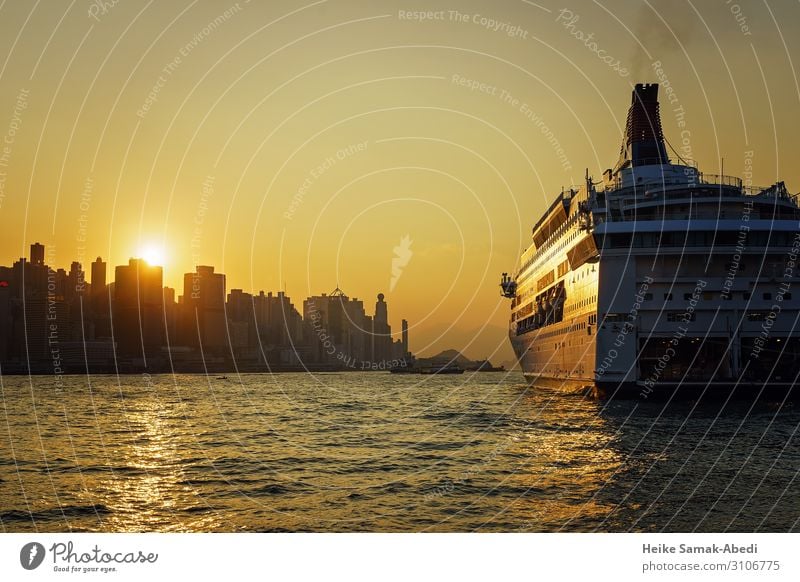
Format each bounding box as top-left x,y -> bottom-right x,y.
509,227 -> 800,401
515,365 -> 800,401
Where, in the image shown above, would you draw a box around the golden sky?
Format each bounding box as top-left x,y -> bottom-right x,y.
0,0 -> 798,360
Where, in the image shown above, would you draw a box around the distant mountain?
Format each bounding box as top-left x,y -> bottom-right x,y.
414,321 -> 514,363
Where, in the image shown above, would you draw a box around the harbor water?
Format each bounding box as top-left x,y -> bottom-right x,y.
1,372 -> 798,532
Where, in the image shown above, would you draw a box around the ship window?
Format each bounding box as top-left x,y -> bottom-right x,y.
703,292 -> 713,300
664,293 -> 673,300
667,312 -> 695,322
644,293 -> 653,301
763,293 -> 772,300
725,262 -> 745,272
747,312 -> 769,321
683,293 -> 693,300
721,293 -> 732,300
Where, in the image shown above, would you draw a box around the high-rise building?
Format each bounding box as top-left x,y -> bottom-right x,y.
179,265 -> 226,350
303,288 -> 370,366
227,288 -> 253,322
226,288 -> 304,363
66,261 -> 86,301
401,319 -> 409,355
30,242 -> 44,266
227,288 -> 256,351
90,257 -> 110,338
372,293 -> 392,364
254,291 -> 303,346
64,262 -> 90,341
114,258 -> 165,357
0,279 -> 10,361
163,286 -> 177,343
11,257 -> 47,299
5,257 -> 50,362
22,293 -> 59,361
91,257 -> 106,292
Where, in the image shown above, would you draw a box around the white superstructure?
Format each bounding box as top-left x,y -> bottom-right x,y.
501,84 -> 800,398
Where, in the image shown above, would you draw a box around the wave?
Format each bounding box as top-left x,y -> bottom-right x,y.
1,504 -> 111,523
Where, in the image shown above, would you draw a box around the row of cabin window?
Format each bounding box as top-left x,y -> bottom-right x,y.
656,292 -> 791,301
600,231 -> 800,248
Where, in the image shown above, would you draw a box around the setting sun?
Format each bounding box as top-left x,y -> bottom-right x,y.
138,244 -> 166,267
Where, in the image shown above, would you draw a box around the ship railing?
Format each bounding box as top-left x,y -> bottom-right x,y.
698,173 -> 743,188
604,174 -> 775,198
607,172 -> 742,190
629,156 -> 698,168
607,210 -> 756,222
741,184 -> 797,204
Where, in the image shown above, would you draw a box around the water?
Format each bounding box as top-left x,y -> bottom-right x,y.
1,372 -> 799,532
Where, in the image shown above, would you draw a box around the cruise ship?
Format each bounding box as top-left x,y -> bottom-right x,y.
501,83 -> 800,398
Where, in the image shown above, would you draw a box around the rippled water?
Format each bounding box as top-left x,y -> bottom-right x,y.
1,372 -> 799,532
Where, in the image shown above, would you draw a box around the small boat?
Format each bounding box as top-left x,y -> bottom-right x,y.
215,375 -> 228,380
390,362 -> 465,375
419,363 -> 465,375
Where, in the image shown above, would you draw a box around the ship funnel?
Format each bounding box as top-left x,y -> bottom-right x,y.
618,83 -> 669,168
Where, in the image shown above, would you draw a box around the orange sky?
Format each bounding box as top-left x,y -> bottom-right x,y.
1,0 -> 798,361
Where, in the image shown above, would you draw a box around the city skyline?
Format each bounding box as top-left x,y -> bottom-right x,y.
4,245 -> 414,328
1,238 -> 510,361
0,240 -> 422,375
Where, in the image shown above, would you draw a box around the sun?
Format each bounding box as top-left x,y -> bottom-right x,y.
138,244 -> 166,267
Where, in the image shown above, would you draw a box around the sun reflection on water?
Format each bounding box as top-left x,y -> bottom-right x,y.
2,374 -> 799,532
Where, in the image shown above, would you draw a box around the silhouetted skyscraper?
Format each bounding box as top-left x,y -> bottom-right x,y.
30,242 -> 44,266
227,289 -> 253,322
0,276 -> 10,360
163,286 -> 177,343
372,293 -> 392,364
90,257 -> 110,338
114,258 -> 164,358
180,265 -> 226,350
374,293 -> 387,327
67,261 -> 85,300
91,257 -> 106,292
227,288 -> 304,363
401,319 -> 408,355
303,288 -> 369,366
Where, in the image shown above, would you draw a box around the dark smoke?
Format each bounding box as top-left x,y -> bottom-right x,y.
629,0 -> 695,79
